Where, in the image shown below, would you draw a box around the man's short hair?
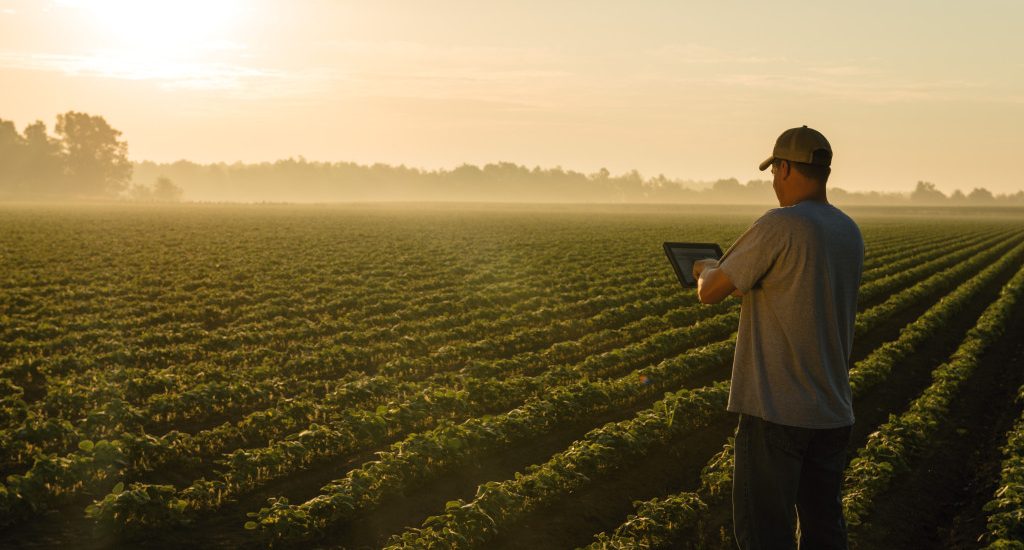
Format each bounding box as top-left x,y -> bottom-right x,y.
775,150 -> 831,185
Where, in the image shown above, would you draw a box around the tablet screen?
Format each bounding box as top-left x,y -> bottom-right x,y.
663,242 -> 723,288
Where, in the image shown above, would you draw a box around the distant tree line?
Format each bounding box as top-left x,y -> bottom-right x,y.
136,159 -> 789,204
135,158 -> 1024,205
3,111 -> 1021,205
0,112 -> 181,201
907,180 -> 1021,205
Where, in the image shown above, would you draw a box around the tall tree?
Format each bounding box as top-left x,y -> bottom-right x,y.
22,121 -> 65,195
0,119 -> 25,194
55,111 -> 132,197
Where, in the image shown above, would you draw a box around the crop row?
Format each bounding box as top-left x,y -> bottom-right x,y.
857,229 -> 1013,305
980,385 -> 1024,547
83,227 -> 1011,536
860,225 -> 973,270
842,260 -> 1024,528
4,233 -> 667,401
25,225 -> 958,456
239,241 -> 974,544
0,273 -> 680,468
130,226 -> 983,514
87,311 -> 739,532
384,381 -> 731,549
252,341 -> 736,544
848,238 -> 1024,392
0,226 -> 993,532
0,282 -> 709,480
14,263 -> 662,410
388,236 -> 1024,548
576,235 -> 1024,549
2,305 -> 740,527
854,232 -> 1023,334
3,221 -> 941,392
0,218 -> 997,542
860,228 -> 1005,282
584,441 -> 735,549
860,225 -> 957,261
0,222 -> 956,457
190,231 -> 974,536
6,224 -> 950,518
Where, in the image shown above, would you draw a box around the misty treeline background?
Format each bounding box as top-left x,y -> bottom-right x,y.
3,111 -> 1022,205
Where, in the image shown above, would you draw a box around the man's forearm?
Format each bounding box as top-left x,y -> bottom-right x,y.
697,267 -> 740,304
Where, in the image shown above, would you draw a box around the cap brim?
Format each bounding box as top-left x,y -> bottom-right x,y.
758,156 -> 774,171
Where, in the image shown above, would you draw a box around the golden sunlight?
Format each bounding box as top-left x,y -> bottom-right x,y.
56,0 -> 243,67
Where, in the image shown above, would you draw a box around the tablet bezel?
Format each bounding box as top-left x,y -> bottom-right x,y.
663,242 -> 724,288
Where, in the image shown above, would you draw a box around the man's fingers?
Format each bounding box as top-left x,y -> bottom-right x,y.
692,259 -> 717,275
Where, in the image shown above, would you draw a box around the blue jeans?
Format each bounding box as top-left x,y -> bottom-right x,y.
732,413 -> 852,550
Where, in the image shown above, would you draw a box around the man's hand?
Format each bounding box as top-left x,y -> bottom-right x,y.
696,261 -> 741,304
692,258 -> 719,281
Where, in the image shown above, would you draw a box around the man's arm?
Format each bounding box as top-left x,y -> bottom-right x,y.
692,259 -> 742,304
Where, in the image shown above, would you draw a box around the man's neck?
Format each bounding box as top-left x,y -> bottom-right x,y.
783,187 -> 828,206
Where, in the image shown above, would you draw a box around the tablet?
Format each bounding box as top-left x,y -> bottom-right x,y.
663,242 -> 724,288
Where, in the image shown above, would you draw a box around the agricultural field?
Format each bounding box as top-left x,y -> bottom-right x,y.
1,202 -> 1023,549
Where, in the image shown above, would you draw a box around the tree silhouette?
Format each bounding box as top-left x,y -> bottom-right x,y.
128,176 -> 184,202
23,121 -> 64,195
967,187 -> 994,202
0,119 -> 24,194
55,111 -> 132,197
152,176 -> 183,201
910,181 -> 947,203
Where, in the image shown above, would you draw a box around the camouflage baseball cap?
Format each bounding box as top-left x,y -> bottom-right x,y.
758,125 -> 832,171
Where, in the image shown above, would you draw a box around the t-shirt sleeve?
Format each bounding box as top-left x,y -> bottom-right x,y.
717,214 -> 785,293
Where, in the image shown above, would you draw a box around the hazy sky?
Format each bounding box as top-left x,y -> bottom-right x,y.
1,0 -> 1022,194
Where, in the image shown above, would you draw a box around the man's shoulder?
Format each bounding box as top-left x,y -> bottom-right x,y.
757,204 -> 863,253
770,202 -> 859,230
753,207 -> 792,226
756,205 -> 813,230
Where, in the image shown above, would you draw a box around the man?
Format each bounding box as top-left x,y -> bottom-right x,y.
692,126 -> 864,549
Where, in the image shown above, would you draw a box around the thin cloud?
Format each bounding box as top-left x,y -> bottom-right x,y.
659,69 -> 990,104
0,50 -> 275,87
734,73 -> 983,103
644,43 -> 784,65
807,66 -> 872,77
347,68 -> 572,100
307,40 -> 577,108
320,40 -> 562,67
0,49 -> 327,97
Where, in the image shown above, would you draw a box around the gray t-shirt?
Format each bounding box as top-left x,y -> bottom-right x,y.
717,201 -> 864,429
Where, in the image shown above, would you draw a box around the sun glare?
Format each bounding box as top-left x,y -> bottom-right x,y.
58,0 -> 243,62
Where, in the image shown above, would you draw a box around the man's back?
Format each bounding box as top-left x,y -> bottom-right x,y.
718,200 -> 864,428
701,126 -> 860,549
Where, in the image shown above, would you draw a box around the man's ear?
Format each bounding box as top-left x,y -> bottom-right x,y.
779,160 -> 791,179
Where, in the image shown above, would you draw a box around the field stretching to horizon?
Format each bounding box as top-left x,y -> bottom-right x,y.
1,202 -> 1023,549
